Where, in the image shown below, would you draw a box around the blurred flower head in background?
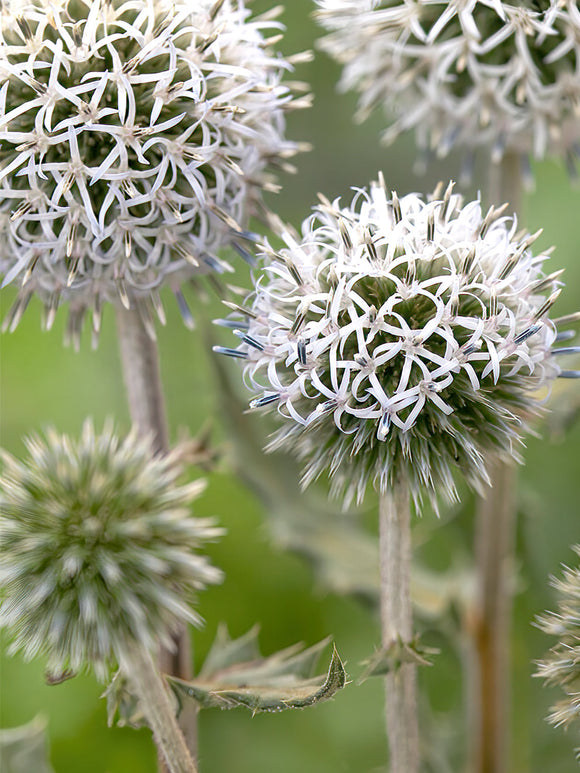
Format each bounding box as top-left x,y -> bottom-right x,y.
0,420 -> 223,679
0,0 -> 309,345
316,0 -> 580,178
216,177 -> 568,508
536,545 -> 580,754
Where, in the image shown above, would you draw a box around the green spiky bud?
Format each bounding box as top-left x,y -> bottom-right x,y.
0,420 -> 223,679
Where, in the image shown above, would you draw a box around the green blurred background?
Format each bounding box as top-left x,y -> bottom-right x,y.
1,1 -> 580,771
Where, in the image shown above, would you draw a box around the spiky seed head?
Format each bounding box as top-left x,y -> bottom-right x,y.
536,546 -> 580,754
0,421 -> 224,679
216,178 -> 566,508
316,1 -> 580,175
0,0 -> 308,345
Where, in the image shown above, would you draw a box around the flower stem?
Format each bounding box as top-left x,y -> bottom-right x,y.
119,645 -> 198,773
469,151 -> 522,773
379,481 -> 419,773
116,307 -> 197,764
116,307 -> 169,454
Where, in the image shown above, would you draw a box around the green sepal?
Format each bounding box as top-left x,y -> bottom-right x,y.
359,636 -> 440,682
0,716 -> 55,773
104,672 -> 149,729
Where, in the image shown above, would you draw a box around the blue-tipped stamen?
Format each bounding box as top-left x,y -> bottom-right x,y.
514,325 -> 541,345
213,318 -> 249,330
232,241 -> 256,265
212,346 -> 248,359
249,393 -> 280,409
552,347 -> 580,356
559,371 -> 580,379
297,339 -> 307,365
555,330 -> 577,342
233,329 -> 264,351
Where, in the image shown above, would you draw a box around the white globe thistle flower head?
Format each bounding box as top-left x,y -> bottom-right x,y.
0,0 -> 309,346
316,0 -> 580,177
0,420 -> 224,680
536,546 -> 580,747
215,176 -> 578,509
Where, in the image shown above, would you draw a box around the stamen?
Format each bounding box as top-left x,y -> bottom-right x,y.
514,325 -> 541,345
212,346 -> 248,359
233,329 -> 264,351
552,347 -> 580,356
297,339 -> 307,365
249,394 -> 280,409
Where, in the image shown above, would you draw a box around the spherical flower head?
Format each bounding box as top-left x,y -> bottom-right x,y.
216,177 -> 566,508
0,421 -> 224,679
536,546 -> 580,750
0,0 -> 308,345
316,1 -> 580,174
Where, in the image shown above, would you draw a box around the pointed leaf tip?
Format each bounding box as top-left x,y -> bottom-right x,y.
168,628 -> 347,714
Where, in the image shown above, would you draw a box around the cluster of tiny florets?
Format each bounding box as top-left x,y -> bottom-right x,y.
0,421 -> 223,678
0,0 -> 308,345
536,546 -> 580,750
316,0 -> 580,175
216,178 -> 567,507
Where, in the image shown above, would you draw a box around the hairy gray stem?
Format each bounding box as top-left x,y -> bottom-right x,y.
119,645 -> 198,773
116,307 -> 169,454
469,151 -> 522,773
116,307 -> 197,765
379,482 -> 419,773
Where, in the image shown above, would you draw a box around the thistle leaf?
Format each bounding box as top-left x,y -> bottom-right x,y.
170,626 -> 347,714
105,626 -> 347,724
0,716 -> 55,773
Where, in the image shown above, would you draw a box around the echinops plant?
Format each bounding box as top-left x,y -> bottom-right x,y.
0,420 -> 224,773
536,545 -> 580,754
216,175 -> 576,772
316,0 -> 580,175
0,0 -> 308,343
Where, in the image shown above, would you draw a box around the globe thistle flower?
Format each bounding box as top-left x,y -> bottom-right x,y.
215,177 -> 577,508
0,0 -> 309,344
316,1 -> 580,175
536,546 -> 580,751
0,420 -> 223,680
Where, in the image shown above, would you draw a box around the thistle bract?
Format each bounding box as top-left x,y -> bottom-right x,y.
536,546 -> 580,750
216,178 -> 566,507
0,421 -> 223,678
0,0 -> 307,343
316,0 -> 580,173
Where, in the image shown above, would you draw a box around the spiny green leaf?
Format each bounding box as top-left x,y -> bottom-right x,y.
169,627 -> 347,714
0,716 -> 55,773
359,637 -> 440,682
105,627 -> 347,725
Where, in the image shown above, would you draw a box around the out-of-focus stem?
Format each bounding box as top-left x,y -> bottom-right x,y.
471,458 -> 517,773
116,307 -> 197,766
469,151 -> 522,773
119,645 -> 198,773
379,481 -> 419,773
488,151 -> 523,216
